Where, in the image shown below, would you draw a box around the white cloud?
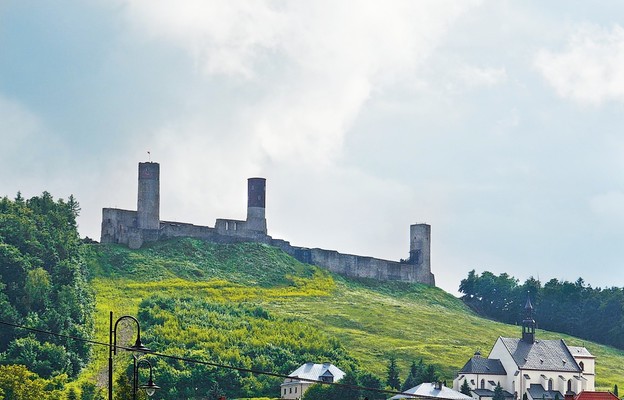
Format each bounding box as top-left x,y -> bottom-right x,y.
535,24 -> 624,105
117,0 -> 481,166
589,191 -> 624,221
119,0 -> 286,79
458,65 -> 507,87
0,95 -> 41,157
0,95 -> 69,187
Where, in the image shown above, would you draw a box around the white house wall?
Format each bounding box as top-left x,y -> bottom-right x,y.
280,380 -> 310,399
462,338 -> 595,400
573,355 -> 595,390
489,338 -> 520,397
453,374 -> 507,392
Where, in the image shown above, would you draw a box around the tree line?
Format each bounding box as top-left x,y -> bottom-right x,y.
0,193 -> 95,397
459,269 -> 624,349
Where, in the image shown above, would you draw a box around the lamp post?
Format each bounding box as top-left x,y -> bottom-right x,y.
133,356 -> 160,399
108,311 -> 152,400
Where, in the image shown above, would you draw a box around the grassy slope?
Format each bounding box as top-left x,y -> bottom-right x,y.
81,239 -> 624,392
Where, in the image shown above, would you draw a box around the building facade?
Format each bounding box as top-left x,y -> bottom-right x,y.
453,298 -> 595,400
280,362 -> 345,399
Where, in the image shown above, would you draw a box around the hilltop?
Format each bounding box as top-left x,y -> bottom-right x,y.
79,238 -> 624,398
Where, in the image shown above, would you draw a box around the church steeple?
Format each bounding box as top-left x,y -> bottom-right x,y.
522,293 -> 536,343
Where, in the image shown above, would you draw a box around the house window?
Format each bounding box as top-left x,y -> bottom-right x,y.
289,387 -> 292,394
579,362 -> 584,371
283,388 -> 286,395
548,379 -> 553,390
295,387 -> 297,393
481,379 -> 485,389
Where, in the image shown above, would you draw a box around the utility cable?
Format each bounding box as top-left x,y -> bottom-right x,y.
0,319 -> 431,398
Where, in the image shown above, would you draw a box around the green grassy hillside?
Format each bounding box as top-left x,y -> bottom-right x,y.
80,238 -> 624,396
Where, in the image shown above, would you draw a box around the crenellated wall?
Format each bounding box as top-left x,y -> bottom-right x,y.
101,162 -> 435,286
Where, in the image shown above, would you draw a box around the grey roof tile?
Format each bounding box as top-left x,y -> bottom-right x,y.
527,384 -> 564,400
284,362 -> 345,383
499,338 -> 581,372
389,383 -> 473,400
459,355 -> 507,375
568,346 -> 594,358
472,389 -> 514,398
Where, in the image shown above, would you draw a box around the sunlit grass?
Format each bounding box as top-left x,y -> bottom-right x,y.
78,238 -> 624,394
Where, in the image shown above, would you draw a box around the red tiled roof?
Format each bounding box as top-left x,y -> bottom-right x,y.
575,391 -> 619,400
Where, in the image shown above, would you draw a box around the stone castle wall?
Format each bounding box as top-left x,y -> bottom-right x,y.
272,240 -> 435,285
101,162 -> 435,286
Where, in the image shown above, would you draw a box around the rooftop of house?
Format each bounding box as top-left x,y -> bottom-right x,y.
568,346 -> 595,359
472,388 -> 515,399
527,384 -> 564,400
389,382 -> 473,400
499,337 -> 581,372
574,392 -> 619,400
283,362 -> 345,384
458,352 -> 507,375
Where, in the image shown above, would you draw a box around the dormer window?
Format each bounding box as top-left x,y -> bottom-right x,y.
320,371 -> 335,383
579,361 -> 584,371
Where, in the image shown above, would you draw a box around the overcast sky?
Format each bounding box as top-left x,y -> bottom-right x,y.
3,1 -> 624,294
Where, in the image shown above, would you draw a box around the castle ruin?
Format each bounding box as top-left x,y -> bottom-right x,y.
101,162 -> 435,286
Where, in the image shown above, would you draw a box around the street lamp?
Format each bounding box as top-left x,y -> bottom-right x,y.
108,311 -> 152,400
133,357 -> 160,399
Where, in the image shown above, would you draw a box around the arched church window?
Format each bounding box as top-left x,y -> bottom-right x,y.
579,361 -> 584,371
481,379 -> 485,389
567,379 -> 572,393
548,379 -> 553,391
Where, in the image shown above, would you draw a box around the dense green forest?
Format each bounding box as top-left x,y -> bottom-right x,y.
0,193 -> 94,398
459,270 -> 624,349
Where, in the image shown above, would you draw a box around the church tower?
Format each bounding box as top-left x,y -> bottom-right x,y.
522,293 -> 536,343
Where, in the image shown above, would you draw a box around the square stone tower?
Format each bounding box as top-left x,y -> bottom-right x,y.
137,162 -> 160,230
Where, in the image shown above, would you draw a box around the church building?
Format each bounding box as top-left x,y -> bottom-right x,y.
453,297 -> 595,400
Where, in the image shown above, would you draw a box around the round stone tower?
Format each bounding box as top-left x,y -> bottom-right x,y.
137,162 -> 160,230
409,223 -> 431,268
246,177 -> 267,233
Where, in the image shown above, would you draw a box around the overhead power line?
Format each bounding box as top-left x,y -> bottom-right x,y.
0,319 -> 428,398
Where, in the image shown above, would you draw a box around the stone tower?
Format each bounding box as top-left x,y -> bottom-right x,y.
246,177 -> 267,233
409,223 -> 431,267
137,162 -> 160,230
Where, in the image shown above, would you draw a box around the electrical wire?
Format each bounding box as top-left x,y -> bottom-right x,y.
0,319 -> 431,398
